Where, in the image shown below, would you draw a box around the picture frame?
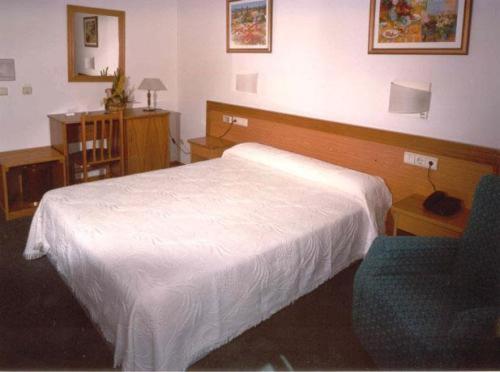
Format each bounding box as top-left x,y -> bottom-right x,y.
227,0 -> 273,53
368,0 -> 472,55
83,16 -> 98,47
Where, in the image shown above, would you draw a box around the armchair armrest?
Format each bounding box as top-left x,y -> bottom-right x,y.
359,236 -> 460,277
449,307 -> 500,346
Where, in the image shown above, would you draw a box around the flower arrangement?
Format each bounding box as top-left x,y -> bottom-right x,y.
103,68 -> 130,112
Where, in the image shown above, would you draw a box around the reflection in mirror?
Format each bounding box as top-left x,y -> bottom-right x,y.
67,5 -> 125,82
74,13 -> 118,76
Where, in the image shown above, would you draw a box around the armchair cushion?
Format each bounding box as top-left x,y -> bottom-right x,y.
357,236 -> 459,276
353,270 -> 461,368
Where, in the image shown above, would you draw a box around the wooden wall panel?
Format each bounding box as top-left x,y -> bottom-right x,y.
206,101 -> 499,208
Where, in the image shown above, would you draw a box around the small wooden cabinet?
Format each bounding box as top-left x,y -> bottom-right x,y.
49,108 -> 169,183
392,194 -> 469,238
188,136 -> 234,163
125,112 -> 169,175
0,147 -> 66,220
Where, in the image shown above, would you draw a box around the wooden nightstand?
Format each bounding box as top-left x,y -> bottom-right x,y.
0,146 -> 66,220
187,136 -> 235,163
392,194 -> 470,238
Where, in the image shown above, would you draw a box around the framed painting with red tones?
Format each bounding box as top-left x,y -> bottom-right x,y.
227,0 -> 273,53
368,0 -> 472,55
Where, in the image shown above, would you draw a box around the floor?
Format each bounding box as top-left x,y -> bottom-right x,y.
0,215 -> 374,371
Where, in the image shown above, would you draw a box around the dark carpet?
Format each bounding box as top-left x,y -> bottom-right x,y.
0,215 -> 374,371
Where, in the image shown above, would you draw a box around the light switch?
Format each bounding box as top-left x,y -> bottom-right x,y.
22,85 -> 32,95
0,87 -> 7,96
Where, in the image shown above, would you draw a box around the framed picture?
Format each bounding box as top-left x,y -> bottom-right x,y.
83,16 -> 98,47
368,0 -> 472,55
227,0 -> 273,53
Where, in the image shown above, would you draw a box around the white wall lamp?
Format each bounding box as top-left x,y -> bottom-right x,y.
235,73 -> 258,94
389,80 -> 431,119
84,57 -> 95,70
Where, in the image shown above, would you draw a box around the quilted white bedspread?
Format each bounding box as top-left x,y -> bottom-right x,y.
24,143 -> 391,370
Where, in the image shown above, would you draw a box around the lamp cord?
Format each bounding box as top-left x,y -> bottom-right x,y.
218,121 -> 234,139
427,161 -> 436,192
169,135 -> 190,155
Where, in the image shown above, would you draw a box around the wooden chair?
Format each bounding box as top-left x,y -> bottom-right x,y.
72,111 -> 124,182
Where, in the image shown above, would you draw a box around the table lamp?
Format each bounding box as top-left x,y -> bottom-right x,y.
138,78 -> 167,111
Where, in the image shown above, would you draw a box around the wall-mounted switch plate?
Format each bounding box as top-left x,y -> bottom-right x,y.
22,85 -> 32,95
0,87 -> 7,96
232,116 -> 248,127
223,115 -> 233,123
404,151 -> 438,170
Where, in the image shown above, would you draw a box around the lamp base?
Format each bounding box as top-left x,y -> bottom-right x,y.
143,107 -> 156,112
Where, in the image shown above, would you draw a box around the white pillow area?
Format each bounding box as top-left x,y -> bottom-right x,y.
223,142 -> 392,234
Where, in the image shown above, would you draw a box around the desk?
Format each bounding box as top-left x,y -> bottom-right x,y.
49,108 -> 169,184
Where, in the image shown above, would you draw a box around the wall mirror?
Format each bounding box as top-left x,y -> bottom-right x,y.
67,5 -> 125,82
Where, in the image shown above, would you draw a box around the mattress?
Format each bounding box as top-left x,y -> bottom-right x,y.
24,143 -> 391,370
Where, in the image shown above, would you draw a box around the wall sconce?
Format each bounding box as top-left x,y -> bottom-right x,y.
84,57 -> 95,70
236,73 -> 258,94
389,80 -> 431,119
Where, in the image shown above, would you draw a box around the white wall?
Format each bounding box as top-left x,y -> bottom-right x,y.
0,0 -> 178,152
178,0 -> 500,164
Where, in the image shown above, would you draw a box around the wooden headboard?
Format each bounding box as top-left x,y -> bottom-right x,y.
206,101 -> 499,209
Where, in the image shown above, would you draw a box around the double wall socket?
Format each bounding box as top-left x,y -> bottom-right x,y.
222,114 -> 248,127
404,151 -> 438,170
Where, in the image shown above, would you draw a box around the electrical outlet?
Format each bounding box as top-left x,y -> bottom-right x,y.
22,85 -> 32,95
404,152 -> 438,170
223,115 -> 233,123
0,87 -> 7,96
232,116 -> 248,127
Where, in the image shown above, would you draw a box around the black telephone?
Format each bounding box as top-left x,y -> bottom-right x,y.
423,191 -> 462,216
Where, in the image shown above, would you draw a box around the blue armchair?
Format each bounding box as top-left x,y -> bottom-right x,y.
353,175 -> 499,369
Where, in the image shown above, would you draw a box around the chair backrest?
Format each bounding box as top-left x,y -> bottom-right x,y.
453,174 -> 500,306
80,111 -> 124,181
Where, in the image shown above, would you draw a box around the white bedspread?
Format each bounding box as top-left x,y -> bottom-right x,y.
24,143 -> 391,371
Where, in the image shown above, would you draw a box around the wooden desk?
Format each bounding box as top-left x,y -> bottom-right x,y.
392,194 -> 470,238
188,136 -> 235,163
49,108 -> 170,184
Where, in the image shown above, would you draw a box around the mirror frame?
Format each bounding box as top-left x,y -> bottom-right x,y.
67,5 -> 125,82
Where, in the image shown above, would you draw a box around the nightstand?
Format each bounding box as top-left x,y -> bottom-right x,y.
392,194 -> 469,237
187,136 -> 235,163
0,146 -> 66,220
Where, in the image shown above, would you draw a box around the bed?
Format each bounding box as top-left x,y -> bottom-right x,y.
24,143 -> 391,370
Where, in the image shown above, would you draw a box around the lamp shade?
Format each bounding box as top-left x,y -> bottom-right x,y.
389,81 -> 431,115
138,78 -> 167,91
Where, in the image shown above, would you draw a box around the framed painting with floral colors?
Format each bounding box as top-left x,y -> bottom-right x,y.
368,0 -> 472,54
227,0 -> 273,53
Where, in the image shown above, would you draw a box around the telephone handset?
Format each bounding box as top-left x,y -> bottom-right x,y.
423,191 -> 462,216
